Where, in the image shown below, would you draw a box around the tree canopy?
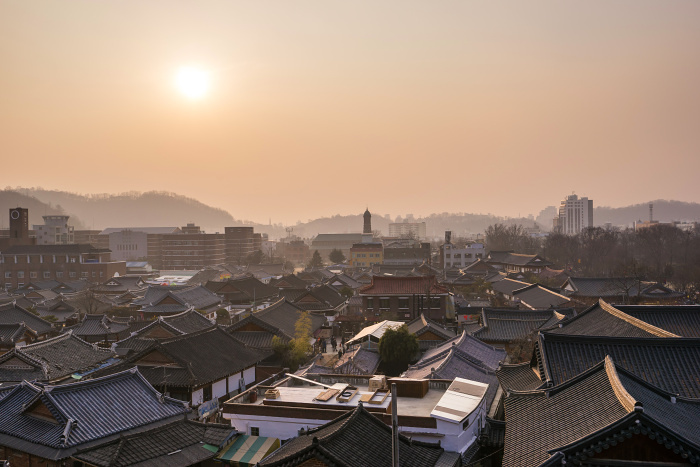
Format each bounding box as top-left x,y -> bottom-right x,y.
308,250 -> 324,268
378,325 -> 419,376
329,248 -> 346,264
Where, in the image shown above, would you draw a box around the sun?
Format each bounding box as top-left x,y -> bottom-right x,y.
175,66 -> 210,99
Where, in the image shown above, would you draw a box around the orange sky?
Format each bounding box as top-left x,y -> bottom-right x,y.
2,1 -> 700,224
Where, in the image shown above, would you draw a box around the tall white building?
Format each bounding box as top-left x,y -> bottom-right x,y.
557,194 -> 593,235
388,221 -> 426,239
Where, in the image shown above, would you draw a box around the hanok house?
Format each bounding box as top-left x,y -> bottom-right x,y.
205,276 -> 279,308
224,374 -> 489,460
132,284 -> 226,320
0,301 -> 54,341
359,275 -> 452,322
0,331 -> 116,384
256,403 -> 460,467
92,274 -> 148,296
72,418 -> 237,467
89,326 -> 271,411
113,307 -> 215,356
0,368 -> 189,466
502,356 -> 700,467
405,313 -> 456,350
0,323 -> 37,353
469,308 -> 570,353
63,313 -> 131,345
560,276 -> 685,306
227,298 -> 326,355
486,250 -> 552,274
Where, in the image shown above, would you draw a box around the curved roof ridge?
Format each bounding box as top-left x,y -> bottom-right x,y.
599,299 -> 678,337
603,355 -> 637,413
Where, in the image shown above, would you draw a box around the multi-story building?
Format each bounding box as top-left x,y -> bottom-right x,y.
0,244 -> 126,290
160,225 -> 226,270
225,227 -> 255,264
33,215 -> 74,245
382,242 -> 430,266
557,194 -> 593,235
0,207 -> 35,250
97,227 -> 181,265
388,221 -> 427,239
440,242 -> 485,269
349,242 -> 383,267
359,276 -> 451,322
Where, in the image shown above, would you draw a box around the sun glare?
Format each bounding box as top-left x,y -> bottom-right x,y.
175,66 -> 210,99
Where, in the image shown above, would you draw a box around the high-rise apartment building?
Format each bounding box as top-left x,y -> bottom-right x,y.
388,222 -> 426,240
557,194 -> 593,235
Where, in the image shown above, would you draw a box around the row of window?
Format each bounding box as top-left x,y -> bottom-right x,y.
3,270 -> 104,279
0,255 -> 81,264
116,244 -> 138,251
352,253 -> 380,258
365,297 -> 440,309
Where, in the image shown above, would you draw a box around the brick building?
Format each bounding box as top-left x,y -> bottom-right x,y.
0,244 -> 126,291
359,276 -> 451,322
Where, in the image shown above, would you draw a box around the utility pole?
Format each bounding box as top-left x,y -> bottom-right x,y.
391,383 -> 399,467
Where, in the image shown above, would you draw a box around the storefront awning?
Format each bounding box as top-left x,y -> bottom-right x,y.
216,435 -> 280,466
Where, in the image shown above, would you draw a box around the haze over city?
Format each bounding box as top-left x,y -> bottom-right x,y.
3,1 -> 700,224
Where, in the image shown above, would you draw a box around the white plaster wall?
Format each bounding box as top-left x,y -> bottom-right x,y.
191,388 -> 204,406
213,379 -> 227,399
243,366 -> 256,388
228,372 -> 242,394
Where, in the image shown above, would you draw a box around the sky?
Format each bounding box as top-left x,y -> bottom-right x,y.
2,1 -> 700,225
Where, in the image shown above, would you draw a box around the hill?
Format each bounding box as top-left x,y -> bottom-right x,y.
0,190 -> 86,229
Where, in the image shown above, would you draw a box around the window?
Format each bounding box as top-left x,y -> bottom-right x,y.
380,298 -> 390,309
56,271 -> 63,278
203,384 -> 212,402
366,298 -> 374,309
462,417 -> 470,430
92,271 -> 96,277
43,271 -> 50,279
398,298 -> 409,309
250,427 -> 260,436
30,272 -> 37,279
17,271 -> 24,279
4,272 -> 10,278
69,272 -> 76,278
81,272 -> 89,278
4,283 -> 11,290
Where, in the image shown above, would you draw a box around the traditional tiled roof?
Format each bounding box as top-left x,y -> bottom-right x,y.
333,347 -> 381,375
227,298 -> 326,348
278,288 -> 308,302
64,314 -> 131,338
503,357 -> 700,467
496,362 -> 543,392
0,301 -> 54,336
1,332 -> 115,383
98,327 -> 270,389
420,330 -> 507,371
205,277 -> 279,302
113,309 -> 213,354
546,300 -> 679,338
269,274 -> 308,289
72,418 -> 236,467
0,348 -> 48,382
0,368 -> 188,459
93,276 -> 147,294
472,309 -> 562,343
325,274 -> 362,290
512,284 -> 572,310
406,314 -> 456,342
133,285 -> 223,314
561,277 -> 684,299
258,403 -> 452,467
359,276 -> 449,295
536,332 -> 700,397
0,322 -> 34,346
615,304 -> 700,338
490,278 -> 531,296
14,280 -> 63,293
487,251 -> 552,267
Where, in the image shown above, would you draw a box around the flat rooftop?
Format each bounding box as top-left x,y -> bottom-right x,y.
247,383 -> 447,418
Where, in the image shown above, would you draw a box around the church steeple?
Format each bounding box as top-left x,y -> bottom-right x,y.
363,208 -> 371,234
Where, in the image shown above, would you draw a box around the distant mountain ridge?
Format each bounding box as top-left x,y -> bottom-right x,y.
1,188 -> 698,240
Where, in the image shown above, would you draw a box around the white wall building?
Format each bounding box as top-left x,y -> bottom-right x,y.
389,222 -> 427,239
34,215 -> 74,245
557,194 -> 593,235
442,242 -> 485,269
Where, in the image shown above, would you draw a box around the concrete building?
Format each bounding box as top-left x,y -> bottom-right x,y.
440,242 -> 485,269
33,215 -> 74,245
557,194 -> 593,235
225,227 -> 255,265
389,221 -> 427,239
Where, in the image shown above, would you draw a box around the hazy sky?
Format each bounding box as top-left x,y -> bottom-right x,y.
2,1 -> 700,224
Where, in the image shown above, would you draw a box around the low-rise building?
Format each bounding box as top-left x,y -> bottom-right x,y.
359,276 -> 451,322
